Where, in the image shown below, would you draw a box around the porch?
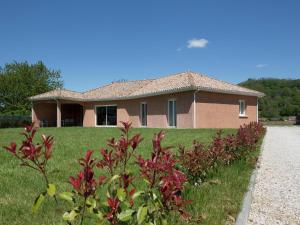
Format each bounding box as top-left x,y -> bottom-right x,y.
32,100 -> 83,127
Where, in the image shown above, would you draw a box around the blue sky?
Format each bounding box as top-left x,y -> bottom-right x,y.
0,0 -> 299,91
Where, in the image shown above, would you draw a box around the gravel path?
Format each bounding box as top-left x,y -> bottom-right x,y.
247,126 -> 300,225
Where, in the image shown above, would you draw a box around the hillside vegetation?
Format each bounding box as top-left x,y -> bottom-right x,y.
240,78 -> 300,118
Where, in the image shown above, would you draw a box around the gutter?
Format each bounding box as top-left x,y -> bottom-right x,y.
30,87 -> 264,102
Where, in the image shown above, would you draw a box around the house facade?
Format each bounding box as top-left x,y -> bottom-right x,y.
30,72 -> 264,129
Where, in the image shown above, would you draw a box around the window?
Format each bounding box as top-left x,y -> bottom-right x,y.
140,103 -> 147,126
96,105 -> 117,126
239,100 -> 246,116
168,100 -> 177,127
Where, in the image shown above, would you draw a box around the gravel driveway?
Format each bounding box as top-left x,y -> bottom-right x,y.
247,126 -> 300,225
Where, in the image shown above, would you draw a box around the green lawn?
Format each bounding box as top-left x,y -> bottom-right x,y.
0,127 -> 259,225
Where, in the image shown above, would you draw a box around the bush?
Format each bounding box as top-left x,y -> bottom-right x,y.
2,121 -> 266,224
3,122 -> 190,225
178,141 -> 213,184
0,115 -> 31,128
178,122 -> 266,184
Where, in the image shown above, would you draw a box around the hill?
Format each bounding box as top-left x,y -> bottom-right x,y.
239,78 -> 300,118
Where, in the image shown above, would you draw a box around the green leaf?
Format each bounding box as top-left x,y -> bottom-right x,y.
161,218 -> 168,225
86,196 -> 97,209
32,192 -> 46,213
63,209 -> 78,221
143,179 -> 150,185
47,183 -> 56,197
151,192 -> 158,201
101,200 -> 109,207
117,188 -> 126,202
132,191 -> 144,199
109,174 -> 120,184
137,206 -> 148,224
145,222 -> 154,225
117,209 -> 135,222
106,190 -> 111,198
59,192 -> 74,203
92,208 -> 104,221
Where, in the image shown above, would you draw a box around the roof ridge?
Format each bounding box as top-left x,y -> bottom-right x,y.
147,71 -> 191,80
83,71 -> 194,94
187,72 -> 197,88
83,78 -> 154,94
189,71 -> 262,94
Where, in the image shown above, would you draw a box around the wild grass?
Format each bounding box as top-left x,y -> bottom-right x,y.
0,127 -> 260,225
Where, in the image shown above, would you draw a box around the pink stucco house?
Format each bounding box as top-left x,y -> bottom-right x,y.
30,72 -> 264,128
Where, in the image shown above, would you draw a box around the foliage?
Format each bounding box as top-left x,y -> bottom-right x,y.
137,131 -> 191,220
3,122 -> 190,225
178,122 -> 266,184
239,78 -> 300,118
0,115 -> 31,128
3,123 -> 57,210
0,126 -> 260,225
0,61 -> 63,115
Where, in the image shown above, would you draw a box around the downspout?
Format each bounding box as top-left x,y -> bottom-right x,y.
193,90 -> 200,128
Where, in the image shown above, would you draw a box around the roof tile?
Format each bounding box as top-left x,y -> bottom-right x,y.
30,71 -> 264,101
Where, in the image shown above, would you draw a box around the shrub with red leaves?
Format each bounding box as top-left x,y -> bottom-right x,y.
69,150 -> 102,197
178,122 -> 266,184
137,131 -> 191,220
3,123 -> 57,212
3,123 -> 55,189
178,141 -> 213,183
236,122 -> 266,149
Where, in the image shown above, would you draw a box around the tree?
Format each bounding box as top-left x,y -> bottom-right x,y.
0,61 -> 63,115
240,78 -> 300,118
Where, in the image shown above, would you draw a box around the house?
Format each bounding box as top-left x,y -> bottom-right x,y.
30,71 -> 264,129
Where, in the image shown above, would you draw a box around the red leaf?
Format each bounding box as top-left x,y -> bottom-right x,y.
99,175 -> 106,185
4,142 -> 17,154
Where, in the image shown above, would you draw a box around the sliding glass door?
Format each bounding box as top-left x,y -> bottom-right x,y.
96,105 -> 117,126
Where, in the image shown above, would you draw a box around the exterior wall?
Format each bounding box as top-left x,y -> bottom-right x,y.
32,91 -> 259,129
83,91 -> 194,128
32,102 -> 57,127
195,91 -> 258,128
83,102 -> 95,127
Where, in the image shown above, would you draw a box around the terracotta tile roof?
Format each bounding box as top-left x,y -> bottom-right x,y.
29,89 -> 84,101
30,71 -> 264,101
83,80 -> 152,100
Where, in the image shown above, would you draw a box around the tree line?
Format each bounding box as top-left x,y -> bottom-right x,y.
240,78 -> 300,118
1,61 -> 299,120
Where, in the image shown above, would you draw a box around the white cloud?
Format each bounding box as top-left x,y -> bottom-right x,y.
256,64 -> 267,68
187,38 -> 209,48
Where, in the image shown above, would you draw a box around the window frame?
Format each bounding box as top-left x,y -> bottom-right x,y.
239,100 -> 246,117
140,102 -> 147,127
94,104 -> 117,127
167,99 -> 177,127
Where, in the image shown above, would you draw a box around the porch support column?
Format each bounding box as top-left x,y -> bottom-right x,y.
56,100 -> 61,128
193,90 -> 200,128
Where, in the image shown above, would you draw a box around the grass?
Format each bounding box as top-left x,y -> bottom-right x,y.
0,127 -> 260,225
